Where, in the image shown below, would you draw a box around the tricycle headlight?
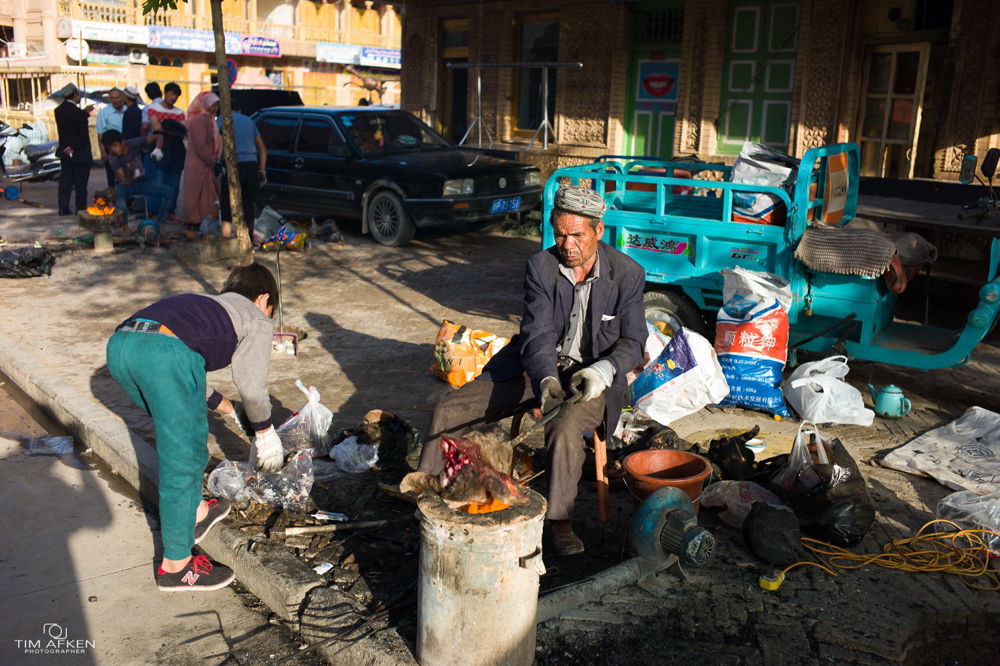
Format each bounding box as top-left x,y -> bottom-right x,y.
443,178 -> 474,196
526,171 -> 541,186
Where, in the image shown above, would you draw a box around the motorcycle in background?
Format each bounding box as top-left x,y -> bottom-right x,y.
0,120 -> 61,199
958,147 -> 1000,225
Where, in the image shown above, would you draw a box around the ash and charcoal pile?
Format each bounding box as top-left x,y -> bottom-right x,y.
206,380 -> 424,601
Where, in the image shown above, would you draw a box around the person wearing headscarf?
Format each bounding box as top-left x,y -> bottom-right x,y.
415,185 -> 647,556
182,91 -> 221,228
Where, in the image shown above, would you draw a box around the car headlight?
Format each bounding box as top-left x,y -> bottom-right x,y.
443,178 -> 474,196
526,171 -> 541,186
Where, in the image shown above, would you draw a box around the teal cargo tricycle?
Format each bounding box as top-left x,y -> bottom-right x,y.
542,143 -> 1000,370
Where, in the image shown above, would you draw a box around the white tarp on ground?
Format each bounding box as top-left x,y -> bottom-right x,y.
882,407 -> 1000,493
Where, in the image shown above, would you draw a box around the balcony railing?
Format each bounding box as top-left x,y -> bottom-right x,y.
64,0 -> 400,49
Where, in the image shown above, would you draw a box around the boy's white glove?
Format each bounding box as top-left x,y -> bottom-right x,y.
251,427 -> 283,473
150,147 -> 164,161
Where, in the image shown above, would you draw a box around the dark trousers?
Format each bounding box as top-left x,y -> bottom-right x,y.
58,159 -> 90,213
418,374 -> 605,521
104,160 -> 116,188
220,161 -> 259,225
115,177 -> 177,226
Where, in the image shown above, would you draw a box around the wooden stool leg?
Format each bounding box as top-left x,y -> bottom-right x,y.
594,426 -> 610,523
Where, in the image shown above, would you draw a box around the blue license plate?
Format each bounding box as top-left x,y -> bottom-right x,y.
490,196 -> 521,214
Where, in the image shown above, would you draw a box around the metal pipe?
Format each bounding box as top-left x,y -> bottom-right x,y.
535,555 -> 674,624
476,66 -> 482,146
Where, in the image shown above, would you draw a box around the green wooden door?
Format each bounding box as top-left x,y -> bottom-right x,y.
717,0 -> 801,155
624,2 -> 683,158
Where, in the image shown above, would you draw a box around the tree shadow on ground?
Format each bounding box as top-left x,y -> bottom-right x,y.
303,312 -> 439,430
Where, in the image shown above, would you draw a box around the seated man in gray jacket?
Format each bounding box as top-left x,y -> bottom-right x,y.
107,263 -> 284,592
418,185 -> 647,555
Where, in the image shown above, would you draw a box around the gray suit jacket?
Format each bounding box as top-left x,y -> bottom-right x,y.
482,241 -> 647,429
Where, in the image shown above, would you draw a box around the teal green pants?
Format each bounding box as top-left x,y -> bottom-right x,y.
107,329 -> 209,561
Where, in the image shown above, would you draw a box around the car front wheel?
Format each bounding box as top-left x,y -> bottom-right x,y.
367,191 -> 415,246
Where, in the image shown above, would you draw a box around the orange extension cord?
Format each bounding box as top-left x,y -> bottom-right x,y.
759,519 -> 1000,591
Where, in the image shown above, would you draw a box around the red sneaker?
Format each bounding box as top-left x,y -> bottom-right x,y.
156,554 -> 235,592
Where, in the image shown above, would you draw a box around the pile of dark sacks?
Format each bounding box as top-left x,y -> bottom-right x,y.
0,247 -> 56,278
605,416 -> 875,568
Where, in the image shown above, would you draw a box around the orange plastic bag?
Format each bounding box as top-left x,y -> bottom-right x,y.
431,320 -> 510,388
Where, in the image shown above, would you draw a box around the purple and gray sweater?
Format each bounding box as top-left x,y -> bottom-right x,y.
122,293 -> 273,431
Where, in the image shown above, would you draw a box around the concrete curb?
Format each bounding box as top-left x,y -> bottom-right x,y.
0,332 -> 411,663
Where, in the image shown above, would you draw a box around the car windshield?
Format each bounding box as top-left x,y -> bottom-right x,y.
339,111 -> 450,156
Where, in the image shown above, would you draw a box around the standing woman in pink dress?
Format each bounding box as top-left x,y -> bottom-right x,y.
183,92 -> 221,228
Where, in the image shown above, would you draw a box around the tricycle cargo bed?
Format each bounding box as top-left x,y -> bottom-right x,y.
542,144 -> 1000,370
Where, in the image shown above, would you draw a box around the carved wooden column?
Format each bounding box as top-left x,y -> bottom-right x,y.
796,0 -> 853,153
935,0 -> 999,177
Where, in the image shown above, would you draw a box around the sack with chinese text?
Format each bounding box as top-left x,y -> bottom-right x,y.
715,267 -> 792,417
631,327 -> 730,426
431,320 -> 510,388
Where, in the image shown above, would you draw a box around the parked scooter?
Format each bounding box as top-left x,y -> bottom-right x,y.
0,121 -> 61,183
958,147 -> 1000,225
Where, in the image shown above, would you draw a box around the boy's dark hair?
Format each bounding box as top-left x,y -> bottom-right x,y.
164,82 -> 182,96
221,263 -> 279,317
100,129 -> 123,148
145,82 -> 162,100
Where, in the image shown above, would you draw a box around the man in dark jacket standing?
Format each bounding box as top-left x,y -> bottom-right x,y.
54,83 -> 95,215
417,185 -> 647,555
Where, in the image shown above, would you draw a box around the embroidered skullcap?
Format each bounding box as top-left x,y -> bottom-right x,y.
553,185 -> 607,220
123,86 -> 139,100
59,83 -> 79,98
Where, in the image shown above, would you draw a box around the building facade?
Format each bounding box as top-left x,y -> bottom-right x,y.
1,0 -> 402,114
401,0 -> 1000,181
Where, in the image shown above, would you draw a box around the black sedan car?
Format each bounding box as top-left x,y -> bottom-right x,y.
253,107 -> 543,245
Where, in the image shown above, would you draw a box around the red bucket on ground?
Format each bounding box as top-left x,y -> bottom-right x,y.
622,449 -> 712,512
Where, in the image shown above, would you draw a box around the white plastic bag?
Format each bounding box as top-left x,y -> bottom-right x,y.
783,356 -> 875,426
315,435 -> 380,481
936,490 -> 1000,552
276,380 -> 334,456
771,422 -> 830,490
630,327 -> 730,426
207,453 -> 314,512
731,142 -> 801,224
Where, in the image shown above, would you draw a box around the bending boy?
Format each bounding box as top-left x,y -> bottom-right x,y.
107,263 -> 285,591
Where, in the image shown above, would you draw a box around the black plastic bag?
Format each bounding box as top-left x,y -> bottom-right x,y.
0,248 -> 56,278
759,430 -> 875,547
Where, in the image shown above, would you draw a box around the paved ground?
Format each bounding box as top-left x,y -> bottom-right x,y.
0,371 -> 323,666
3,177 -> 1000,664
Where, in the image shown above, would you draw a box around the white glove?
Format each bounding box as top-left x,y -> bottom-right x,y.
251,427 -> 284,473
150,147 -> 164,162
569,366 -> 610,402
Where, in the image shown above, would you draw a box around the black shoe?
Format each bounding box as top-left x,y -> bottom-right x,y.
156,554 -> 235,592
193,498 -> 231,544
58,210 -> 73,216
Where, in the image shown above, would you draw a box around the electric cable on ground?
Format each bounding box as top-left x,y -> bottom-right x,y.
760,519 -> 1000,591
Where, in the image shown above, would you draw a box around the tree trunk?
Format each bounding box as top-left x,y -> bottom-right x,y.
211,0 -> 253,265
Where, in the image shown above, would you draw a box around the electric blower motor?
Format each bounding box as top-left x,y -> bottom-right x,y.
630,487 -> 715,568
